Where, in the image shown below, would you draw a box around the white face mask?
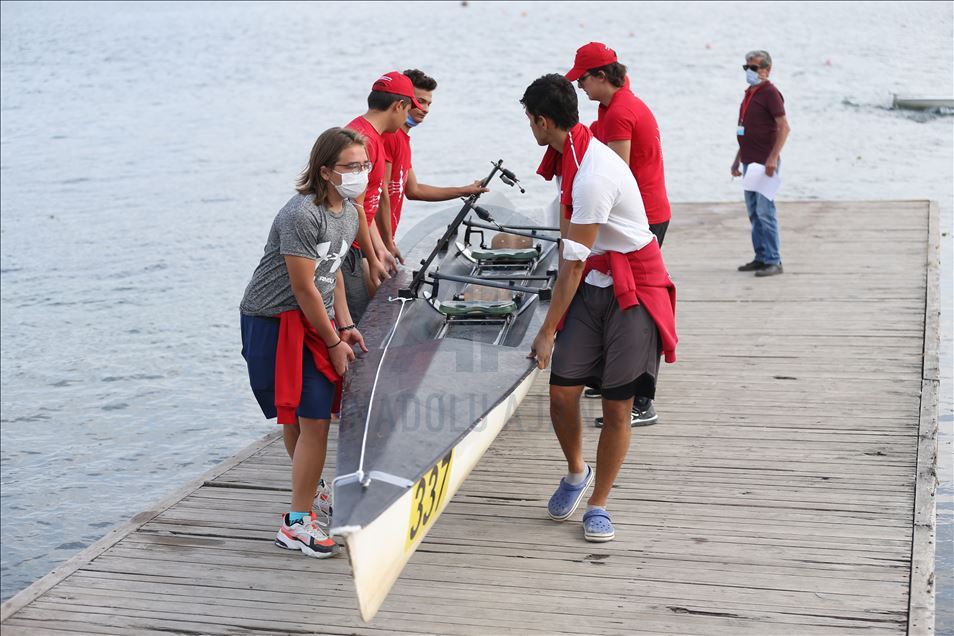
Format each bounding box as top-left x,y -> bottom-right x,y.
745,69 -> 762,86
333,169 -> 369,199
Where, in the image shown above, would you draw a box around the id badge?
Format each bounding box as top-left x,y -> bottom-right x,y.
736,126 -> 745,136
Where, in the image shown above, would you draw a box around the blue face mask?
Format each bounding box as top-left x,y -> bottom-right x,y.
406,115 -> 420,128
745,69 -> 761,86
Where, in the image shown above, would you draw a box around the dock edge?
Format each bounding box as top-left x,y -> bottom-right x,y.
907,199 -> 940,635
0,431 -> 283,621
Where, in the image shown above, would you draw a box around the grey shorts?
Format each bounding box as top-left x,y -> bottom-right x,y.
342,246 -> 370,325
550,284 -> 660,401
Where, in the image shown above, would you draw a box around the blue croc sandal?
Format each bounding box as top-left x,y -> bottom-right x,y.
582,508 -> 615,542
547,465 -> 593,521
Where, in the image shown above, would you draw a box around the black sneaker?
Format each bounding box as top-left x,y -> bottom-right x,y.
754,263 -> 784,277
738,259 -> 767,271
593,400 -> 659,428
583,387 -> 602,399
632,398 -> 659,426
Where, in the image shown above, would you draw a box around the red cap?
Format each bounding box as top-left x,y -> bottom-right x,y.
565,42 -> 618,81
371,72 -> 423,109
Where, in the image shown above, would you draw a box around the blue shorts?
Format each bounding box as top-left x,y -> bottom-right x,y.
240,314 -> 335,421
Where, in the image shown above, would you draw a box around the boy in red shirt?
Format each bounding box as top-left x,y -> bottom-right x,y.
343,72 -> 423,322
567,42 -> 672,246
380,69 -> 488,262
567,42 -> 672,424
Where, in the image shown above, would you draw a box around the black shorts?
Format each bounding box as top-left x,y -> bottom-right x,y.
341,246 -> 370,324
550,284 -> 660,401
649,220 -> 669,247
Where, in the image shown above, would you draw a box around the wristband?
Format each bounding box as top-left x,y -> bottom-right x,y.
327,339 -> 344,349
337,324 -> 356,332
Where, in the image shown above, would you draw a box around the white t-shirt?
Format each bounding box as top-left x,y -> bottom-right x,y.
564,138 -> 655,287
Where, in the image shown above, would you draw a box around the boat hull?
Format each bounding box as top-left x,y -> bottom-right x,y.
342,367 -> 537,621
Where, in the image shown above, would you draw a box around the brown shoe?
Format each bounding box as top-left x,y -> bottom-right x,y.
755,263 -> 784,277
738,259 -> 767,271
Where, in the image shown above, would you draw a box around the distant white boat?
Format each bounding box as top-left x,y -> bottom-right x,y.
892,95 -> 954,111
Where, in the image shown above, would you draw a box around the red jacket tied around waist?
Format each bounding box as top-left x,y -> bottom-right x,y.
275,310 -> 343,424
582,239 -> 678,363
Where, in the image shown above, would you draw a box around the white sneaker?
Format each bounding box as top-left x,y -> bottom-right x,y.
314,478 -> 333,529
274,511 -> 338,558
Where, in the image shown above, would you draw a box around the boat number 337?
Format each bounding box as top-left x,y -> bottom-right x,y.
406,451 -> 454,549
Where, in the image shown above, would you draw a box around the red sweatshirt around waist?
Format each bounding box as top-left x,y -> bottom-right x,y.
275,310 -> 342,424
583,239 -> 678,363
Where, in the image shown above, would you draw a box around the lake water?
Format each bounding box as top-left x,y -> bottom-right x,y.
2,1 -> 952,630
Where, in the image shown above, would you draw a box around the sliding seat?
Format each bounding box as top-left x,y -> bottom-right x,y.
432,298 -> 518,317
466,246 -> 540,264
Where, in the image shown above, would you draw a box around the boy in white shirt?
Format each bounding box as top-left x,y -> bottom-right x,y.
523,74 -> 677,543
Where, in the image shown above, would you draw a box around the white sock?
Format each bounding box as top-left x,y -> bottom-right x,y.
586,504 -> 605,513
565,465 -> 589,485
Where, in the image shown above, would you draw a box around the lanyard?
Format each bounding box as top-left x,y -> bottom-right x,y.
739,83 -> 766,124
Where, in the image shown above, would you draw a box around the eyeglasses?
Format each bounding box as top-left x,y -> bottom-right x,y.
335,161 -> 372,174
742,64 -> 762,72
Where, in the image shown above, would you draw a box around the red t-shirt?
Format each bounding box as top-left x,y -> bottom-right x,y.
382,128 -> 412,234
593,87 -> 671,225
737,82 -> 785,165
344,116 -> 388,244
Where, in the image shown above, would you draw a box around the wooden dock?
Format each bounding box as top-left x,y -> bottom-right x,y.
1,200 -> 939,635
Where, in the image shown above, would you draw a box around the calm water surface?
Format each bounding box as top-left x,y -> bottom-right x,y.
2,1 -> 952,629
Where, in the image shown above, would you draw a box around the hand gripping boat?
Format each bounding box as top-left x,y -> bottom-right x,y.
330,160 -> 559,621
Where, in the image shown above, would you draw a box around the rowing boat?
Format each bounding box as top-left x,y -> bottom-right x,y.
330,161 -> 559,621
891,95 -> 954,111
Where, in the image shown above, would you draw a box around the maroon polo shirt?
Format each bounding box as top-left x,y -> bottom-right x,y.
737,81 -> 785,165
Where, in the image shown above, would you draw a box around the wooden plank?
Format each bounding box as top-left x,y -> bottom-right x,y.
1,621 -> 127,636
91,542 -> 911,592
117,532 -> 911,581
61,569 -> 901,617
126,527 -> 910,561
67,565 -> 902,621
907,199 -> 941,636
39,584 -> 907,634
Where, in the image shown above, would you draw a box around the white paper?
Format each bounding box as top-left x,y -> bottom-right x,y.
741,163 -> 781,201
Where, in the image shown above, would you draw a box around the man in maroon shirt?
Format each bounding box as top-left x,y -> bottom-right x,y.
731,50 -> 791,277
